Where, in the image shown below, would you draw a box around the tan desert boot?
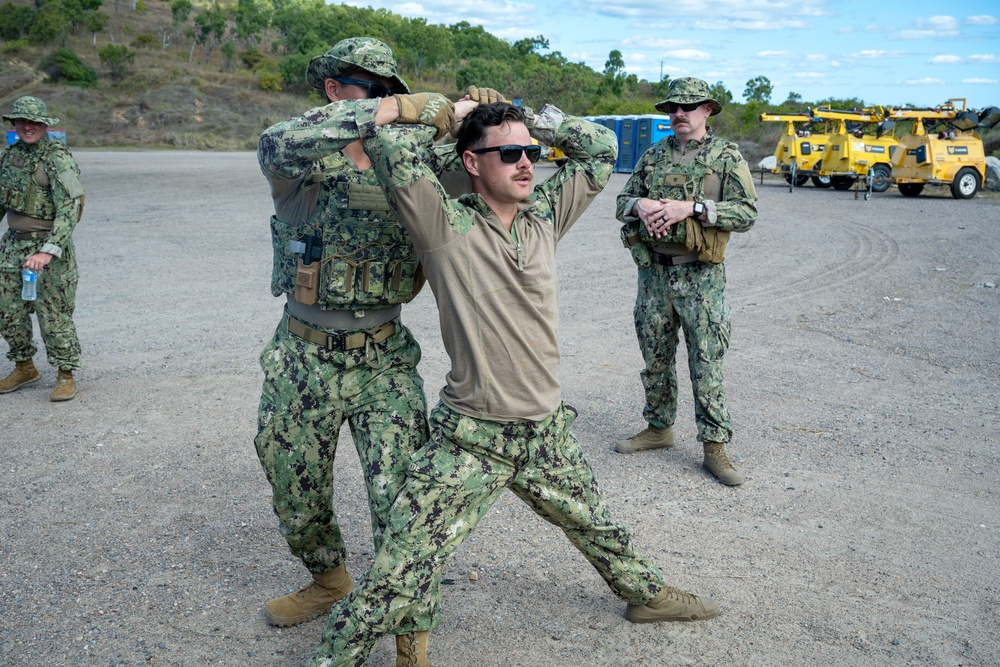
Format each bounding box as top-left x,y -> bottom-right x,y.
615,425 -> 675,453
703,441 -> 743,486
395,631 -> 429,667
265,564 -> 354,627
625,585 -> 720,623
50,369 -> 77,402
0,360 -> 40,394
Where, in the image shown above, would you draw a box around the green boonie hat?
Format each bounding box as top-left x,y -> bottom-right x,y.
306,37 -> 409,95
3,96 -> 60,126
654,77 -> 722,116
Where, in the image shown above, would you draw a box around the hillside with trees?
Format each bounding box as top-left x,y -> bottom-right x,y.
1,0 -> 996,160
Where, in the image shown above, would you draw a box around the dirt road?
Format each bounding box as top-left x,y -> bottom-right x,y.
2,152 -> 998,666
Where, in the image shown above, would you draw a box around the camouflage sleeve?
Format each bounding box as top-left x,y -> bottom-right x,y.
364,124 -> 473,251
40,148 -> 83,258
704,147 -> 757,233
616,147 -> 656,223
527,105 -> 617,239
257,98 -> 382,180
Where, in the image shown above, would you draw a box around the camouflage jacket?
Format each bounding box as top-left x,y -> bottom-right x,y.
0,135 -> 83,258
364,106 -> 617,422
616,131 -> 757,247
257,97 -> 467,311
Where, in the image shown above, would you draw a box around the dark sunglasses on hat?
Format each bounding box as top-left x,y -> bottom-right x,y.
665,102 -> 705,113
471,144 -> 542,163
333,76 -> 392,99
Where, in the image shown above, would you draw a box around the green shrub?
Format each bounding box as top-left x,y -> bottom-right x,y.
133,31 -> 158,49
278,52 -> 310,88
98,43 -> 136,81
259,69 -> 281,91
40,48 -> 98,87
2,38 -> 29,55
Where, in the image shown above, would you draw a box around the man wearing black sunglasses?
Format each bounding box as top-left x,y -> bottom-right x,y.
615,77 -> 757,486
255,36 -> 487,666
304,101 -> 722,666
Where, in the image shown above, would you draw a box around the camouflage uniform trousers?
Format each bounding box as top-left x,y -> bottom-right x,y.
254,309 -> 437,633
308,401 -> 665,667
634,260 -> 732,443
0,231 -> 81,370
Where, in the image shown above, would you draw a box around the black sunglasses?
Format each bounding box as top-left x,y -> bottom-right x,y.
665,102 -> 705,113
333,76 -> 391,99
471,144 -> 542,163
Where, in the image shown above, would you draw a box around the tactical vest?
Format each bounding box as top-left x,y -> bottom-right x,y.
269,151 -> 422,310
0,138 -> 67,221
634,134 -> 732,263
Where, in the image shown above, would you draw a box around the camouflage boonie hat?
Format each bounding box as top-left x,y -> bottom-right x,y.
655,77 -> 722,116
3,96 -> 60,125
306,37 -> 410,94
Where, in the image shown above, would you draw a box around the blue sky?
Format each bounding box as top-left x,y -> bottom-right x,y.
347,0 -> 999,109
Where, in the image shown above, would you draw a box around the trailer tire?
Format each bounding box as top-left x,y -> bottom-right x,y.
898,183 -> 924,197
784,173 -> 808,186
811,163 -> 832,188
831,176 -> 855,190
950,168 -> 980,200
870,164 -> 891,193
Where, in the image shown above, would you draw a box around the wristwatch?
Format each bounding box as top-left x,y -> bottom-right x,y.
692,201 -> 707,218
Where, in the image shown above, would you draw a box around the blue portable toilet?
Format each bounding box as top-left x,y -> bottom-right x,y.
616,116 -> 637,173
634,114 -> 672,161
6,128 -> 67,146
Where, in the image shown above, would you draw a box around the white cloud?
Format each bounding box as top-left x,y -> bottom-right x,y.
757,51 -> 792,58
962,78 -> 998,84
578,0 -> 826,22
917,15 -> 959,31
793,72 -> 826,79
967,15 -> 997,26
902,77 -> 945,85
805,54 -> 826,62
622,36 -> 699,50
891,29 -> 938,39
969,54 -> 999,63
928,55 -> 962,64
663,49 -> 712,61
693,18 -> 809,30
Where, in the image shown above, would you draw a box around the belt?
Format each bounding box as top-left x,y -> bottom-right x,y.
13,231 -> 50,241
287,315 -> 396,351
650,251 -> 700,266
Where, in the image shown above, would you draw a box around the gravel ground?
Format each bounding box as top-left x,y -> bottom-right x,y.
1,152 -> 998,667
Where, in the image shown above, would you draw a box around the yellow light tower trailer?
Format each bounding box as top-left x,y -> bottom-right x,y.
813,107 -> 898,193
885,99 -> 992,199
759,112 -> 831,189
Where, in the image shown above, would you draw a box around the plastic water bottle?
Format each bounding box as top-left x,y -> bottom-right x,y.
21,268 -> 37,301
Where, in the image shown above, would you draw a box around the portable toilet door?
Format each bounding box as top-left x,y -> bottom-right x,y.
634,115 -> 671,160
617,116 -> 637,173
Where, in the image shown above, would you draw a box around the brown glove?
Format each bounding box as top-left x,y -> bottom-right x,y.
466,85 -> 509,105
395,93 -> 455,141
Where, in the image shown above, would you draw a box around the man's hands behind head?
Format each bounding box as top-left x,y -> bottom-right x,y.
466,86 -> 509,105
395,93 -> 455,141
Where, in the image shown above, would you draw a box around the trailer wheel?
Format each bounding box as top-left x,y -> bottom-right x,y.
870,164 -> 891,193
950,168 -> 980,199
811,163 -> 832,188
831,176 -> 855,190
898,183 -> 924,197
783,173 -> 808,187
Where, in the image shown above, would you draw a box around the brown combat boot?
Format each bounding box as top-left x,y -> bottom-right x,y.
265,564 -> 354,627
625,585 -> 720,623
50,369 -> 77,402
703,441 -> 743,486
615,425 -> 675,453
395,631 -> 429,667
0,360 -> 40,394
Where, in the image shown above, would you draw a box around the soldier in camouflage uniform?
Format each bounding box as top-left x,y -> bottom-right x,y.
307,102 -> 720,667
615,78 -> 757,486
255,37 -> 482,665
0,96 -> 84,402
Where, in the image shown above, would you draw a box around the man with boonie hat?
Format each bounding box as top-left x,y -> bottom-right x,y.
615,76 -> 757,486
254,36 -> 498,666
0,96 -> 84,402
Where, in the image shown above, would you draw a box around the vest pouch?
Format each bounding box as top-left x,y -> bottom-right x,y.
362,260 -> 386,298
683,217 -> 729,264
270,216 -> 300,297
325,260 -> 356,297
388,259 -> 420,297
621,223 -> 651,268
294,259 -> 319,305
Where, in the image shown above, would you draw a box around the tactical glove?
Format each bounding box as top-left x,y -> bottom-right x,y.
466,85 -> 509,105
395,93 -> 455,141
